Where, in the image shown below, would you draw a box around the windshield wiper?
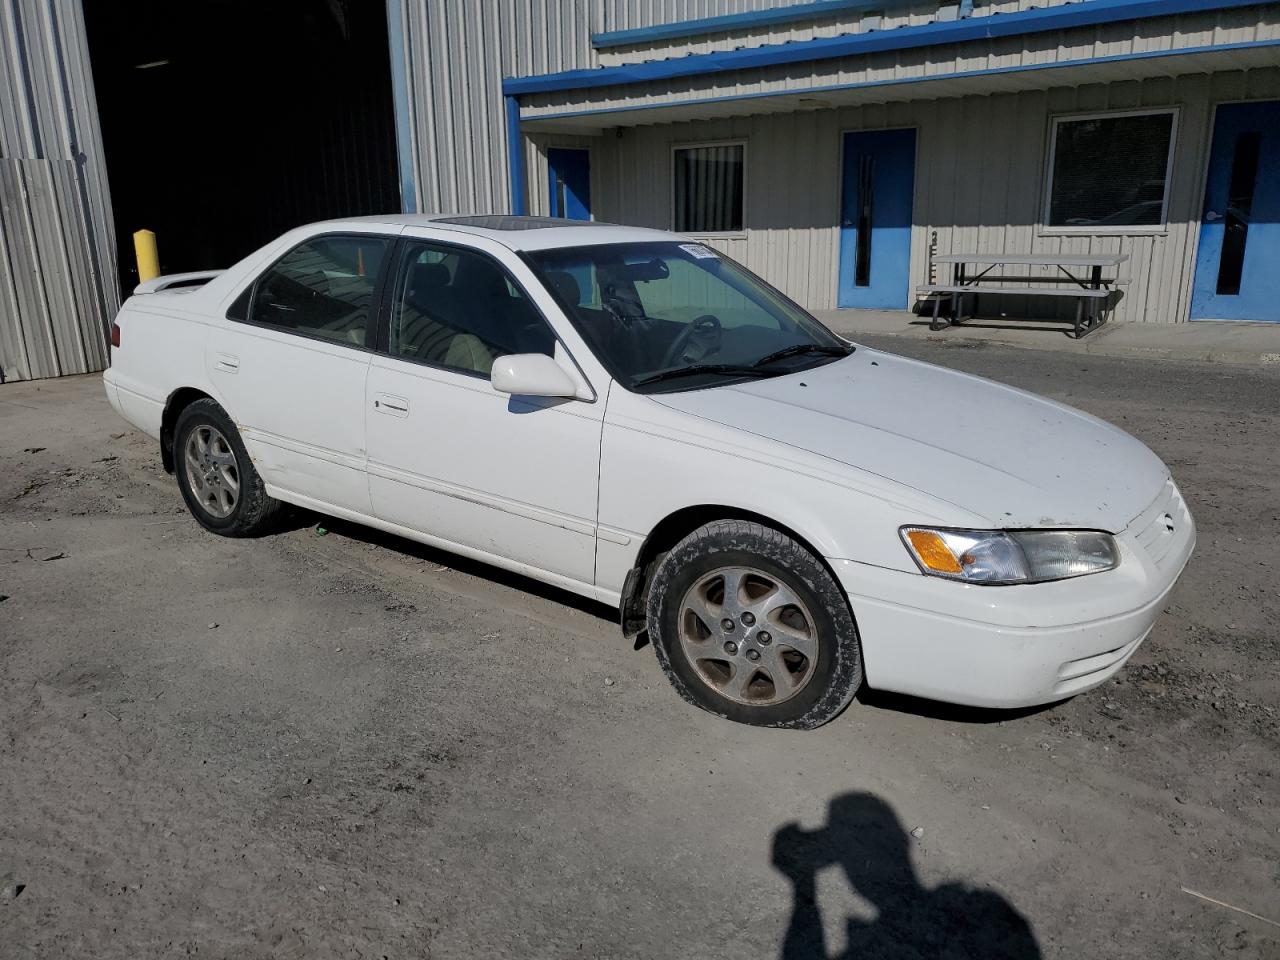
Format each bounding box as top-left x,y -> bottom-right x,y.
632,364 -> 777,388
751,342 -> 852,369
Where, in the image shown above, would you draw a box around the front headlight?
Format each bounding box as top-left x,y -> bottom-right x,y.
901,527 -> 1119,584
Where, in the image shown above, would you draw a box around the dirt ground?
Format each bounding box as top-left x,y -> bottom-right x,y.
1,340 -> 1278,959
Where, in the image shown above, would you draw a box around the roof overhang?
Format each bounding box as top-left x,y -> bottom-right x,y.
518,38 -> 1280,134
505,0 -> 1272,97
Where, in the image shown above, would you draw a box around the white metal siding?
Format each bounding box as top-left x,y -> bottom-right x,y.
392,0 -> 761,214
588,68 -> 1280,323
0,0 -> 117,383
593,0 -> 1080,67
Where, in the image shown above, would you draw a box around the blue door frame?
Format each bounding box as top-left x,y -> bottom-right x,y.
1190,100 -> 1280,321
837,129 -> 916,309
548,148 -> 592,220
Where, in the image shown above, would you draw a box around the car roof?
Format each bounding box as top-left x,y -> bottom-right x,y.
320,213 -> 679,251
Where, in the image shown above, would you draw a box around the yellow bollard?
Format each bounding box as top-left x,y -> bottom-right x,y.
133,229 -> 160,282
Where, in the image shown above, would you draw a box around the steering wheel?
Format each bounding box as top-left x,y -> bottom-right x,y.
660,314 -> 722,369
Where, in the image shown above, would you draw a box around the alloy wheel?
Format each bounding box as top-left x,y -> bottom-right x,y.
184,424 -> 240,519
677,566 -> 819,706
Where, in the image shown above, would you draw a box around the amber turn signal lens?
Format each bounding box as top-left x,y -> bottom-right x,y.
904,529 -> 964,574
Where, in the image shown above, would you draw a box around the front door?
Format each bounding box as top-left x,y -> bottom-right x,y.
548,148 -> 591,221
364,236 -> 602,588
1191,101 -> 1280,321
837,129 -> 916,309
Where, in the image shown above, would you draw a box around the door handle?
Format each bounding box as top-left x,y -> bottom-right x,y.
373,393 -> 409,417
214,353 -> 239,373
1204,211 -> 1223,222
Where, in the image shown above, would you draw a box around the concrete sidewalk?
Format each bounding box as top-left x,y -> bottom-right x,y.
814,309 -> 1280,366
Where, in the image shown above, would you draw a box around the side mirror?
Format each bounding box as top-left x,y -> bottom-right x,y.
490,353 -> 578,398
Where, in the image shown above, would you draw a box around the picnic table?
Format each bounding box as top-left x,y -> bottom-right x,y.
919,252 -> 1128,339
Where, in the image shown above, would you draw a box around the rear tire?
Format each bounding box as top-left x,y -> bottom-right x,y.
173,398 -> 280,537
646,520 -> 863,729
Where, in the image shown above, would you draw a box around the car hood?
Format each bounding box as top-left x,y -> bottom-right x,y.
651,349 -> 1167,531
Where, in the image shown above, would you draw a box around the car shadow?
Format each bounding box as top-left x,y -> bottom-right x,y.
288,510 -> 618,624
771,791 -> 1042,959
856,687 -> 1063,724
276,510 -> 1070,718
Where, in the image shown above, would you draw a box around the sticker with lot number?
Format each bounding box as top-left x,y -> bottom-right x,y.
679,243 -> 719,260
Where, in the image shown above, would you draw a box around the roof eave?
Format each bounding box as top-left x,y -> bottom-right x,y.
504,0 -> 1272,97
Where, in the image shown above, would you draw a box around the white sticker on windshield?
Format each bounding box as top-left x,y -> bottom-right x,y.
679,243 -> 719,260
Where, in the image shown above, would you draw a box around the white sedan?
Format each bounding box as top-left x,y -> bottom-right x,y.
102,215 -> 1194,728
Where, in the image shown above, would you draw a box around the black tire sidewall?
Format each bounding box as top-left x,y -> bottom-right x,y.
173,400 -> 264,536
647,521 -> 863,729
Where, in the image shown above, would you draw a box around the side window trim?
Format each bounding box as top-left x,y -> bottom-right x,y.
225,232 -> 397,352
376,235 -> 596,400
370,236 -> 403,355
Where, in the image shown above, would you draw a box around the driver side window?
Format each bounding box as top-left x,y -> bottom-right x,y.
388,241 -> 555,377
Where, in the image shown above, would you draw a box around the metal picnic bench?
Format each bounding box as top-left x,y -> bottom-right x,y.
919,252 -> 1128,339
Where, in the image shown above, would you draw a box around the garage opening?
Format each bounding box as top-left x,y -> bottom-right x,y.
84,0 -> 401,296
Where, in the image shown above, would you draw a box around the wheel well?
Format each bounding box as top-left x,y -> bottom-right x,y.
619,505 -> 832,637
159,387 -> 213,473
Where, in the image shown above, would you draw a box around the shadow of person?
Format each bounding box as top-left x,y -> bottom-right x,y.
771,792 -> 1041,960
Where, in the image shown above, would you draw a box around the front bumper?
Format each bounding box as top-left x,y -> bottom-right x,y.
833,480 -> 1195,708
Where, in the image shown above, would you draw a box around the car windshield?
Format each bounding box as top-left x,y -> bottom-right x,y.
524,241 -> 851,392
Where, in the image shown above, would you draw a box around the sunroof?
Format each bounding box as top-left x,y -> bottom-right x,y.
433,215 -> 610,231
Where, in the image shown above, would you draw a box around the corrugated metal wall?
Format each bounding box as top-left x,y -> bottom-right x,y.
0,0 -> 117,383
391,0 -> 762,214
597,1 -> 991,66
593,0 -> 1223,67
586,68 -> 1280,323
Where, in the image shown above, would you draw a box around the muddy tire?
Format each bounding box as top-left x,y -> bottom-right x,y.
646,520 -> 863,729
173,398 -> 280,537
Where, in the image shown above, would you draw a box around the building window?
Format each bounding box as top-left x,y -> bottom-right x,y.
673,142 -> 745,233
1044,110 -> 1176,230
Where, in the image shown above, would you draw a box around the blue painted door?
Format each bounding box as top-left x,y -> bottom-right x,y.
838,129 -> 916,308
1190,101 -> 1280,321
548,148 -> 591,220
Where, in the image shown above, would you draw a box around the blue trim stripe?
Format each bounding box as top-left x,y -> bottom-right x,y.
506,0 -> 1267,96
521,38 -> 1280,124
506,95 -> 527,215
592,0 -> 897,50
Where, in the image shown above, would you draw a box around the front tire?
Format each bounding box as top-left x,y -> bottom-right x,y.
646,520 -> 863,729
174,398 -> 280,537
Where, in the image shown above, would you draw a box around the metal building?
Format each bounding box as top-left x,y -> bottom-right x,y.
390,0 -> 1280,326
4,1 -> 1279,384
0,0 -> 116,383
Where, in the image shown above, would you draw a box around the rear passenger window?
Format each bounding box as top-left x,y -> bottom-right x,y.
245,235 -> 390,347
387,240 -> 555,376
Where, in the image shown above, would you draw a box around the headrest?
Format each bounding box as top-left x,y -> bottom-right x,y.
544,270 -> 580,306
408,260 -> 450,295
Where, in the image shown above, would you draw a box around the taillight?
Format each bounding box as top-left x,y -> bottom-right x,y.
110,321 -> 121,348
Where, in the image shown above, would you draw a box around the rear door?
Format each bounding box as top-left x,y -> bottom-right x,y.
208,229 -> 395,515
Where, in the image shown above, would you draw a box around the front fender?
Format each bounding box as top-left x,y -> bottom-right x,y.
596,388 -> 979,599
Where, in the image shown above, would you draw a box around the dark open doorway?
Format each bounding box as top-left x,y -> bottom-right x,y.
84,0 -> 401,296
